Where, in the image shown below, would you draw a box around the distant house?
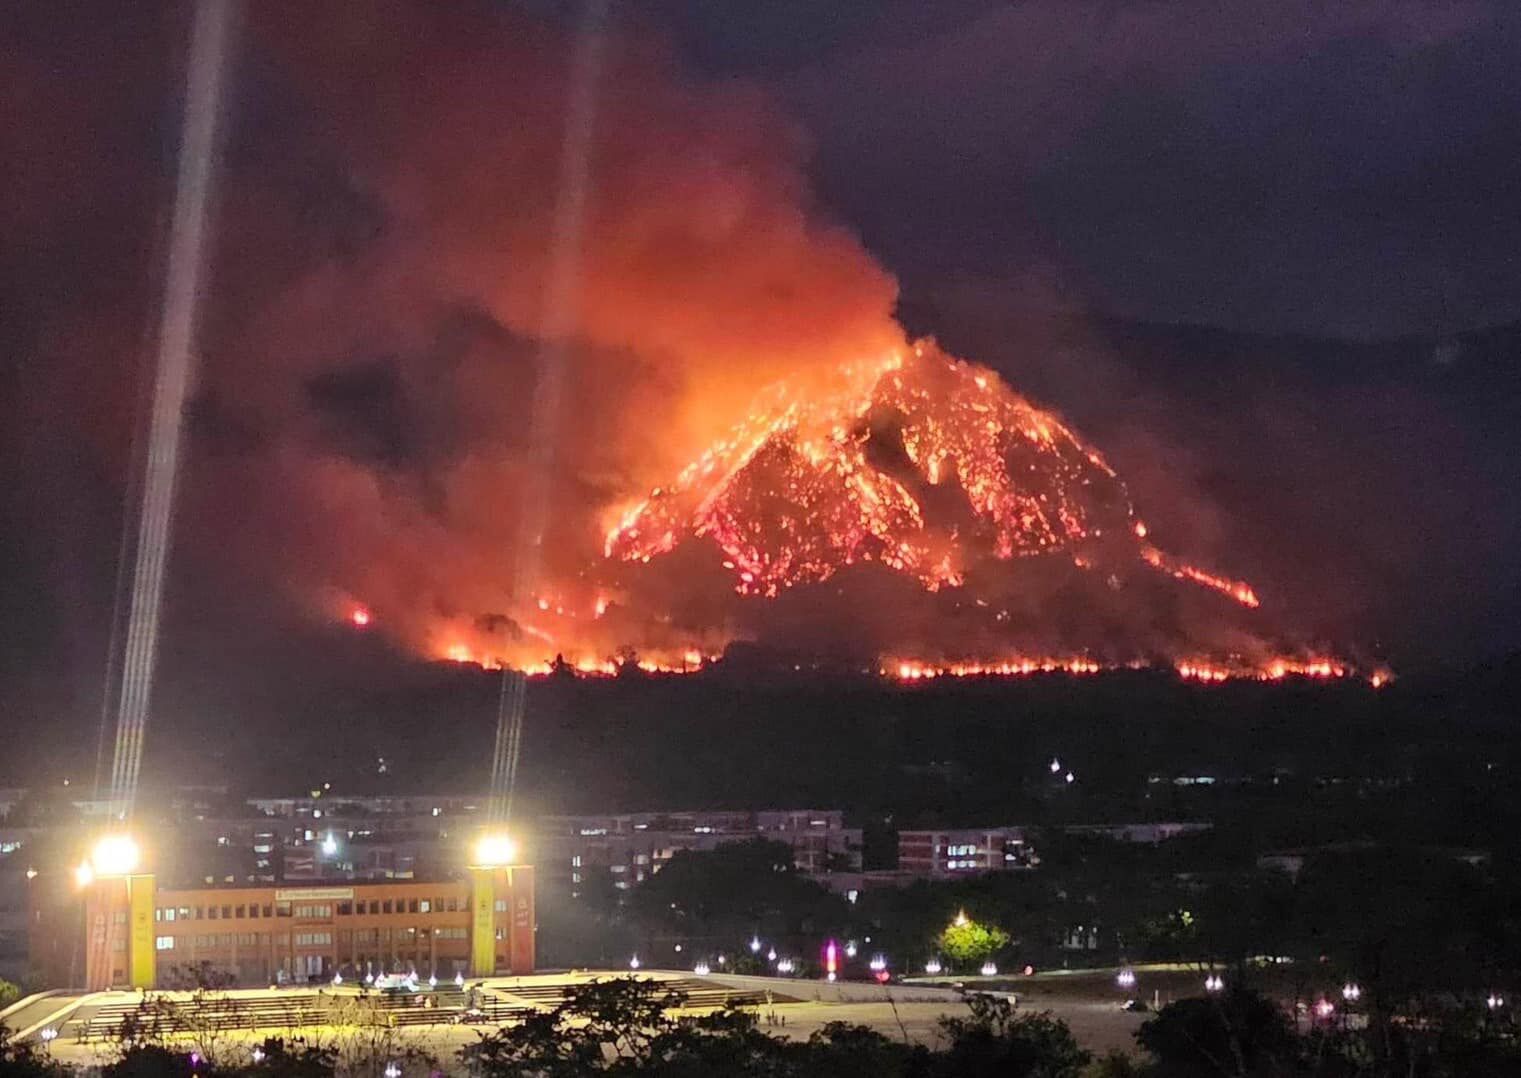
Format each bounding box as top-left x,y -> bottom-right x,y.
1064,822 -> 1213,843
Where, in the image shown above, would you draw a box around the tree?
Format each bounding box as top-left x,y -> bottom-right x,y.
460,977 -> 684,1076
626,839 -> 849,946
938,912 -> 1011,968
1135,988 -> 1298,1077
935,997 -> 1091,1077
0,1023 -> 69,1078
461,975 -> 1091,1078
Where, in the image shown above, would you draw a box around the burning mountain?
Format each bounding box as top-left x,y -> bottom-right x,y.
49,4 -> 1369,686
415,342 -> 1369,684
606,341 -> 1258,610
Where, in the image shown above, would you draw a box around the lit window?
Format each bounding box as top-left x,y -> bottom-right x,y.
155,936 -> 174,951
419,900 -> 430,913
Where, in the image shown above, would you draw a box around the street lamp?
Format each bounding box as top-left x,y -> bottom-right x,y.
91,834 -> 141,876
1205,974 -> 1223,993
869,955 -> 888,973
1116,968 -> 1136,989
925,958 -> 943,975
1488,993 -> 1505,1010
980,961 -> 998,977
39,1028 -> 58,1045
749,936 -> 762,953
1341,983 -> 1361,1003
472,834 -> 518,867
629,955 -> 640,970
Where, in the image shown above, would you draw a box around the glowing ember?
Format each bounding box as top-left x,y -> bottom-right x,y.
608,343 -> 1259,608
349,607 -> 371,628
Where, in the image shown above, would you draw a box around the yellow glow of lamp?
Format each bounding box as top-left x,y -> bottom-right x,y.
473,834 -> 518,867
91,834 -> 142,877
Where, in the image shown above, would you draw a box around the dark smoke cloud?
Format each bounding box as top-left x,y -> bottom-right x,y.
170,0 -> 906,659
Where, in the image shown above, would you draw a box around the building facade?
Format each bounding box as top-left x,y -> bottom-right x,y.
530,809 -> 861,897
39,869 -> 534,991
896,827 -> 1037,879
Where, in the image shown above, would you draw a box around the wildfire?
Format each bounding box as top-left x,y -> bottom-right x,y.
388,345 -> 1375,684
888,656 -> 1383,686
607,343 -> 1260,609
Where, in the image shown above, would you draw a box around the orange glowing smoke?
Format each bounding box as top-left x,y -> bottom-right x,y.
607,342 -> 1259,608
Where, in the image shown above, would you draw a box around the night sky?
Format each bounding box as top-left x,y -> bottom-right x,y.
2,1 -> 1519,773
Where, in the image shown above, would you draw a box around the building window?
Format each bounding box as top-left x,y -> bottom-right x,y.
235,905 -> 246,919
408,899 -> 419,913
155,936 -> 174,951
493,899 -> 507,913
337,902 -> 352,916
295,932 -> 333,947
382,901 -> 393,914
418,900 -> 430,913
208,907 -> 218,920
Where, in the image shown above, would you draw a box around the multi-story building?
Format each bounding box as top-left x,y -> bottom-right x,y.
530,809 -> 861,897
1063,822 -> 1213,843
896,827 -> 1037,879
31,864 -> 534,991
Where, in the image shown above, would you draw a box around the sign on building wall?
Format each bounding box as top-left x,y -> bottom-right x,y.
128,875 -> 156,988
274,887 -> 355,901
470,868 -> 495,976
